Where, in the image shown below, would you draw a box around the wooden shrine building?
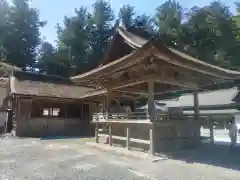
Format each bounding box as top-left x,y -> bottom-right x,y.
71,25 -> 240,153
7,71 -> 95,137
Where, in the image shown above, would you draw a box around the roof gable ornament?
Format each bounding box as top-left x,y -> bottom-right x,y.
118,19 -> 127,30
144,57 -> 158,72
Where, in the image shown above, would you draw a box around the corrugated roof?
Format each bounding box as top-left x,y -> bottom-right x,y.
10,71 -> 93,99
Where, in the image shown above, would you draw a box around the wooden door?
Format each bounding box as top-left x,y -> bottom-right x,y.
82,104 -> 90,121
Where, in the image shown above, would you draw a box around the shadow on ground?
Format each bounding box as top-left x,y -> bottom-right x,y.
162,142 -> 240,171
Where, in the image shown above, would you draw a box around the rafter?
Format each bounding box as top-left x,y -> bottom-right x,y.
150,45 -> 233,80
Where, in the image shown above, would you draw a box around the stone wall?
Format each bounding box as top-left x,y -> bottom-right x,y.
16,117 -> 93,137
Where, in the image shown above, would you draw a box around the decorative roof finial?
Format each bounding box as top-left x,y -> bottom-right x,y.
118,19 -> 127,29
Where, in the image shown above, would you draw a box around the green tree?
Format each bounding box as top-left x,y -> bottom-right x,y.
182,1 -> 240,68
118,5 -> 136,28
56,7 -> 92,74
38,41 -> 73,77
0,0 -> 45,68
154,0 -> 184,46
133,14 -> 155,34
89,0 -> 115,67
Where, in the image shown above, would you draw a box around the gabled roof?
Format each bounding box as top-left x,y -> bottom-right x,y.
157,87 -> 239,108
9,71 -> 93,99
138,102 -> 168,111
117,26 -> 148,49
99,26 -> 148,66
0,61 -> 21,77
138,88 -> 240,110
183,109 -> 239,115
0,77 -> 8,88
72,26 -> 240,82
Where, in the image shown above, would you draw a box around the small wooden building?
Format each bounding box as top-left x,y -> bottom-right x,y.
8,71 -> 94,137
71,25 -> 240,153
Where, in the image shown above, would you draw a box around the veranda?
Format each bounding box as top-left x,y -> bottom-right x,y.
72,26 -> 240,154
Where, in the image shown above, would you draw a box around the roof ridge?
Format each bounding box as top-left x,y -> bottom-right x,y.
167,47 -> 240,76
179,87 -> 238,97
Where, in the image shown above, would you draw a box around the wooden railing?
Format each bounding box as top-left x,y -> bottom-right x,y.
94,112 -> 211,154
92,112 -> 204,122
95,123 -> 153,153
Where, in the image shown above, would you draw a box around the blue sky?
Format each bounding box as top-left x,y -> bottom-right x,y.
30,0 -> 238,45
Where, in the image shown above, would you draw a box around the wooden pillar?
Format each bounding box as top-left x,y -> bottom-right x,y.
109,124 -> 112,146
209,118 -> 214,144
106,93 -> 110,114
193,90 -> 200,121
193,90 -> 200,142
149,125 -> 155,155
148,80 -> 155,121
106,90 -> 115,120
133,100 -> 136,113
126,127 -> 130,150
224,120 -> 227,130
102,99 -> 105,113
95,123 -> 99,143
14,96 -> 20,131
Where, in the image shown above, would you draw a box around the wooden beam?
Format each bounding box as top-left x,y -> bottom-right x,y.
194,90 -> 201,144
72,48 -> 152,81
105,70 -> 198,91
95,123 -> 99,143
209,118 -> 214,144
107,79 -> 147,90
148,80 -> 155,121
118,86 -> 148,93
149,127 -> 155,155
113,90 -> 148,96
151,46 -> 232,80
126,127 -> 130,150
148,75 -> 198,89
109,125 -> 112,146
119,94 -> 140,100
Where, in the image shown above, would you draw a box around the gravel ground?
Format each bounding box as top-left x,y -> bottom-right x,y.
0,136 -> 240,180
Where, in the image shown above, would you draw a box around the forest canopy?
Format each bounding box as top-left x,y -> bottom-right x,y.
1,0 -> 240,78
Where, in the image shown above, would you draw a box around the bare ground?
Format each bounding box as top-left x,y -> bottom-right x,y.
0,136 -> 239,180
